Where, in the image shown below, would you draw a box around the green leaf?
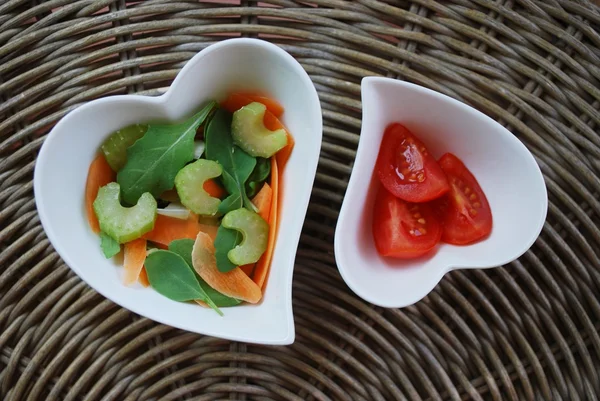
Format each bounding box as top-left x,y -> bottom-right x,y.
169,239 -> 241,307
100,232 -> 120,258
246,157 -> 271,198
204,108 -> 257,214
145,250 -> 223,317
214,225 -> 241,273
117,101 -> 216,205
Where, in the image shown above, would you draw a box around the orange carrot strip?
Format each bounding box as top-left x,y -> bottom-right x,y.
221,92 -> 283,117
203,179 -> 226,199
252,183 -> 272,222
192,232 -> 262,303
253,157 -> 279,289
124,238 -> 147,285
143,214 -> 200,246
263,111 -> 294,171
139,267 -> 150,287
240,264 -> 255,277
198,223 -> 218,241
195,300 -> 209,308
85,154 -> 116,233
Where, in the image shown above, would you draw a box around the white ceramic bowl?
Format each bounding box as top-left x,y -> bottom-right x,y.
334,77 -> 547,308
34,39 -> 322,345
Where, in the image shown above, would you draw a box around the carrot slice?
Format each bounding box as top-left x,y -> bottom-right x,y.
123,238 -> 147,285
253,157 -> 279,289
143,214 -> 200,246
252,183 -> 272,222
198,223 -> 218,241
192,232 -> 262,303
139,267 -> 150,287
221,92 -> 283,117
263,111 -> 294,171
85,154 -> 116,233
203,179 -> 226,199
195,300 -> 209,308
240,264 -> 255,277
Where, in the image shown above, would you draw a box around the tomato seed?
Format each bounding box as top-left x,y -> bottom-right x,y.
413,212 -> 421,218
464,187 -> 471,195
417,218 -> 426,224
473,202 -> 481,208
469,209 -> 478,216
470,194 -> 477,201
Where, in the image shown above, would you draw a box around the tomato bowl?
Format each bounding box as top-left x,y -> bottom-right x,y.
334,77 -> 547,308
34,39 -> 322,344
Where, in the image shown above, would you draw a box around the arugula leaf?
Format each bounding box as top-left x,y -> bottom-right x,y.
117,101 -> 216,205
145,249 -> 224,315
100,232 -> 121,258
246,157 -> 271,198
169,239 -> 241,307
204,108 -> 257,214
214,225 -> 241,273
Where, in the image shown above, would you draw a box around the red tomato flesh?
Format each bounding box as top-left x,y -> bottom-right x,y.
372,185 -> 442,259
376,123 -> 449,203
435,153 -> 493,245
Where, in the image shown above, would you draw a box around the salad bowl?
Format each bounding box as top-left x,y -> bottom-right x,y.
34,38 -> 322,345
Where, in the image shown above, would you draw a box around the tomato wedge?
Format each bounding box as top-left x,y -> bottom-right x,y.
376,123 -> 449,203
372,185 -> 442,259
435,153 -> 492,245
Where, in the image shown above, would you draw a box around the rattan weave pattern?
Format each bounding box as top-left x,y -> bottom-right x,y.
1,1 -> 599,400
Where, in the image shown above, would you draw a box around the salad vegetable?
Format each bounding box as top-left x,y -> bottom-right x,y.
232,102 -> 288,158
372,123 -> 492,259
84,93 -> 293,315
102,124 -> 147,171
93,182 -> 157,243
175,159 -> 223,215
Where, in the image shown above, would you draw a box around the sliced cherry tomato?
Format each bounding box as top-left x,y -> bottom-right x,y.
372,185 -> 442,259
435,153 -> 492,245
376,123 -> 449,203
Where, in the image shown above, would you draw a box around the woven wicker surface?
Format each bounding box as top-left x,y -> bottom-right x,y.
1,0 -> 600,400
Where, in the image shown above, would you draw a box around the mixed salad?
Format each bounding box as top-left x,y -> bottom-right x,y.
85,93 -> 293,315
372,123 -> 492,259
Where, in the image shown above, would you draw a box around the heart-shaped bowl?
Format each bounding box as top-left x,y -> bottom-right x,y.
334,76 -> 547,308
34,38 -> 322,345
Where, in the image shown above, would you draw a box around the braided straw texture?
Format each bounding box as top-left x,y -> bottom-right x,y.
1,1 -> 600,400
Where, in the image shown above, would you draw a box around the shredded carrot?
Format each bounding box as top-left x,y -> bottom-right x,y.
85,154 -> 116,233
252,183 -> 272,222
263,111 -> 294,171
253,157 -> 279,289
240,264 -> 255,277
195,300 -> 208,308
123,238 -> 147,285
192,232 -> 262,303
143,214 -> 200,246
221,92 -> 283,117
203,179 -> 226,199
198,223 -> 218,241
138,267 -> 150,287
